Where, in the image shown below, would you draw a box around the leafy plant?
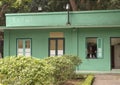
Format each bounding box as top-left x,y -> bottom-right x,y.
71,73 -> 86,79
0,56 -> 54,85
45,55 -> 81,85
0,55 -> 81,85
81,74 -> 94,85
63,55 -> 82,66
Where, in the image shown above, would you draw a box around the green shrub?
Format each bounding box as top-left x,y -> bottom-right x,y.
63,55 -> 82,66
71,73 -> 85,79
45,55 -> 81,85
81,75 -> 94,85
0,55 -> 81,85
0,56 -> 54,85
62,55 -> 82,79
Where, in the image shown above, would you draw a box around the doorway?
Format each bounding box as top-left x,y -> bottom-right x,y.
0,32 -> 3,58
111,38 -> 120,69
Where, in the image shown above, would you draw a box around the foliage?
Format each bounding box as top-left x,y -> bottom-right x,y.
0,0 -> 120,13
108,0 -> 120,9
0,0 -> 32,13
81,74 -> 94,85
0,56 -> 54,85
0,55 -> 81,85
30,0 -> 68,12
45,0 -> 68,12
45,55 -> 81,85
0,0 -> 32,25
71,73 -> 86,79
63,55 -> 82,66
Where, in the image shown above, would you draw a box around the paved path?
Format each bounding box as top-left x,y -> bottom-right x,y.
93,74 -> 120,85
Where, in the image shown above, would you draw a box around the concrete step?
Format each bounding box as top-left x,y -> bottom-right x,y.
93,74 -> 120,85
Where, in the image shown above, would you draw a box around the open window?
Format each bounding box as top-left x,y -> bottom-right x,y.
86,38 -> 103,59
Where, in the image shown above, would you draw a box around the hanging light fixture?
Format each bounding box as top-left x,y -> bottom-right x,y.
38,6 -> 42,12
66,3 -> 71,25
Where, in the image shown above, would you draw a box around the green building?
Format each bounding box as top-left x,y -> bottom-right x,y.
1,10 -> 120,71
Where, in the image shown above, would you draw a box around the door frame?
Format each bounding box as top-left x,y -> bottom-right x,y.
110,37 -> 120,69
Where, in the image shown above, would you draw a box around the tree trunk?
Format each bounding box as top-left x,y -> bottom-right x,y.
69,0 -> 77,11
80,0 -> 85,4
0,4 -> 8,17
86,0 -> 91,10
96,0 -> 102,9
97,0 -> 101,4
79,0 -> 86,10
0,4 -> 8,25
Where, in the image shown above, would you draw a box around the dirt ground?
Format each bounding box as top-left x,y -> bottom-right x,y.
62,79 -> 84,85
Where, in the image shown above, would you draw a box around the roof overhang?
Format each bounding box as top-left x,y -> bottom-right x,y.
5,10 -> 120,29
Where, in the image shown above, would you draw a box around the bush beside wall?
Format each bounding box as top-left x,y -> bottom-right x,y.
45,55 -> 81,85
45,56 -> 73,85
0,56 -> 54,85
0,55 -> 81,85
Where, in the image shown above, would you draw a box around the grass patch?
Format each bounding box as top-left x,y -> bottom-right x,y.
62,74 -> 94,85
81,74 -> 94,85
62,73 -> 88,85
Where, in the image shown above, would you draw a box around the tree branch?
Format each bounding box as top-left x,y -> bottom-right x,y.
0,4 -> 8,17
80,0 -> 85,4
69,0 -> 78,11
97,0 -> 101,4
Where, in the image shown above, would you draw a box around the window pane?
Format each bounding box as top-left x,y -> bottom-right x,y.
18,40 -> 23,56
50,40 -> 56,56
25,40 -> 31,56
57,39 -> 63,56
87,38 -> 97,58
18,52 -> 24,56
18,40 -> 23,48
50,32 -> 64,38
25,40 -> 30,48
25,40 -> 31,53
97,38 -> 103,58
25,53 -> 31,57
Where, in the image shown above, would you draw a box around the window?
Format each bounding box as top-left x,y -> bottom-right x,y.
17,39 -> 31,57
49,38 -> 65,56
49,32 -> 65,56
86,38 -> 103,59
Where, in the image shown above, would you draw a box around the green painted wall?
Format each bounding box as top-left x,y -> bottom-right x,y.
4,29 -> 74,58
6,10 -> 120,27
78,28 -> 108,71
4,28 -> 120,71
78,28 -> 120,71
